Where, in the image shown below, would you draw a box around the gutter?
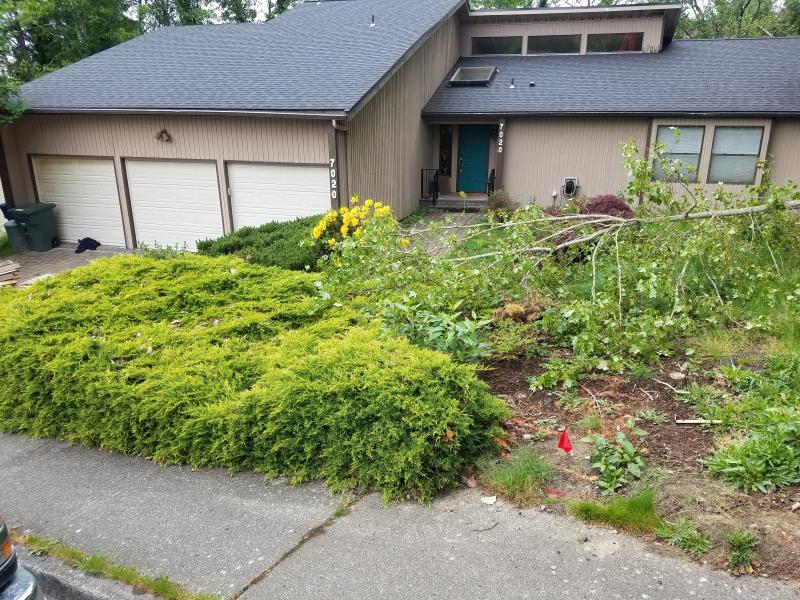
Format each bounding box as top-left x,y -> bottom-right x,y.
22,107 -> 350,120
422,111 -> 800,119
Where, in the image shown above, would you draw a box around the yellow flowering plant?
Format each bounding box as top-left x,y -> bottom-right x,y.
311,196 -> 395,250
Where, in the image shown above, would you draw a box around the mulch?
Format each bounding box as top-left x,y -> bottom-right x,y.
479,357 -> 715,473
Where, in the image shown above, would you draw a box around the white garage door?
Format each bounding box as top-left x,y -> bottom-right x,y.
126,160 -> 223,251
32,156 -> 126,247
228,163 -> 330,229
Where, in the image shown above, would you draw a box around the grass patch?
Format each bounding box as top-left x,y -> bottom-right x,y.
196,216 -> 321,271
480,447 -> 554,505
570,489 -> 662,533
727,530 -> 759,571
655,518 -> 711,556
13,532 -> 215,600
0,255 -> 508,502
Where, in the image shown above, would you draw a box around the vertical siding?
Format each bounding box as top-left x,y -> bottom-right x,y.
3,114 -> 329,208
346,13 -> 461,219
462,16 -> 665,55
767,118 -> 800,185
504,117 -> 649,206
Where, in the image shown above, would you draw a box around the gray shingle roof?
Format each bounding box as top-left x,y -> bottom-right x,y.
423,38 -> 800,117
21,0 -> 463,114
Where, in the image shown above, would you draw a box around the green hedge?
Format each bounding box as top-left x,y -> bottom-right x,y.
196,216 -> 321,271
0,255 -> 507,501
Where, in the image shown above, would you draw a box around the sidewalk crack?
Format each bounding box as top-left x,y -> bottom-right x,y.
230,494 -> 360,600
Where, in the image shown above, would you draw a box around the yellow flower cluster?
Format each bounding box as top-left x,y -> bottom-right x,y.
311,196 -> 393,245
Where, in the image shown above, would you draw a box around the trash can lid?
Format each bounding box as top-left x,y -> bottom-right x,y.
10,202 -> 56,215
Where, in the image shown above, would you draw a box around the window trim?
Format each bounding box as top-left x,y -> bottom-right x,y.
707,126 -> 765,185
586,31 -> 645,54
653,125 -> 706,183
471,35 -> 523,56
525,33 -> 582,56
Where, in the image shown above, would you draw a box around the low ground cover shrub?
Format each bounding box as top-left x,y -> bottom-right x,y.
197,215 -> 321,270
0,254 -> 507,501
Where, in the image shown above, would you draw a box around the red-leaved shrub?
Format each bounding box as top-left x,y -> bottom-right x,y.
579,195 -> 634,219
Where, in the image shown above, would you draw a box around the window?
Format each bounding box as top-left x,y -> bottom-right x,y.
526,34 -> 581,54
449,66 -> 496,87
708,127 -> 763,184
654,126 -> 704,182
471,36 -> 523,55
439,125 -> 453,176
586,32 -> 644,53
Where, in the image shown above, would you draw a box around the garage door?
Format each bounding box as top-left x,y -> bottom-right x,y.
227,163 -> 330,229
32,156 -> 126,247
126,160 -> 223,251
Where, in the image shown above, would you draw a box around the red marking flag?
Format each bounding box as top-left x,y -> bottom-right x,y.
558,430 -> 573,454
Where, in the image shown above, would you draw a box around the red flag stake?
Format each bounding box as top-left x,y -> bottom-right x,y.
558,430 -> 573,454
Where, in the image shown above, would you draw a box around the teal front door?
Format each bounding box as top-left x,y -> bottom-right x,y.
457,125 -> 491,193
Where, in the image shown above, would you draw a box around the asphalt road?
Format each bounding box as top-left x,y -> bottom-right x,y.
1,434 -> 797,600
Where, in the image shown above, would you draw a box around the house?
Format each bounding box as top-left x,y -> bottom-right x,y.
0,0 -> 798,250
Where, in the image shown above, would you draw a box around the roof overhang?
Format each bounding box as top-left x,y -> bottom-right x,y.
465,3 -> 683,43
22,107 -> 350,119
423,110 -> 800,120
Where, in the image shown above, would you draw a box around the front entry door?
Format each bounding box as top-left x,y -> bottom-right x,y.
457,125 -> 491,193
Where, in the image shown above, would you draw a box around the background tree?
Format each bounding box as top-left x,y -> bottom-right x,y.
218,0 -> 256,23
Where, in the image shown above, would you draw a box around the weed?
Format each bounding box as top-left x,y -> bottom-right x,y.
727,530 -> 759,571
556,390 -> 584,412
629,363 -> 656,379
13,532 -> 216,600
0,230 -> 10,257
575,416 -> 602,432
583,432 -> 647,493
570,489 -> 662,533
637,409 -> 667,425
489,320 -> 542,360
480,447 -> 554,505
655,518 -> 711,556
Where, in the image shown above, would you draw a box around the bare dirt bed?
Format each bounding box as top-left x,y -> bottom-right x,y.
478,357 -> 800,582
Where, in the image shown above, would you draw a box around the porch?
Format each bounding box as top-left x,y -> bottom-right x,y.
420,121 -> 506,211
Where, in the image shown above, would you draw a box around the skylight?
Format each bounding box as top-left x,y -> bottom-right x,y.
449,66 -> 496,87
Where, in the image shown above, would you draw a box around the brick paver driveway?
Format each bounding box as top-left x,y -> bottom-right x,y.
10,246 -> 128,286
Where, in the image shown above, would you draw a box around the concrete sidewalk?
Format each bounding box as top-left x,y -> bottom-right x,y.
1,434 -> 797,600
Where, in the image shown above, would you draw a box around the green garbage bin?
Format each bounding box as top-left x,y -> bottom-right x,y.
10,203 -> 60,252
3,220 -> 29,252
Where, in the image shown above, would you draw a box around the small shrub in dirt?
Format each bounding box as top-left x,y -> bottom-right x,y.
197,215 -> 321,271
583,431 -> 647,493
480,447 -> 554,505
489,320 -> 542,360
655,518 -> 711,556
578,194 -> 634,219
727,530 -> 759,573
486,189 -> 518,221
570,489 -> 661,533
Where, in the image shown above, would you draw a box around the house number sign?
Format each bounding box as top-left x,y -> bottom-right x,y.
497,121 -> 505,155
329,157 -> 338,204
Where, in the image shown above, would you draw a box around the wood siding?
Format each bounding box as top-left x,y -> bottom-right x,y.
346,13 -> 461,219
767,119 -> 800,185
463,16 -> 665,55
504,117 -> 649,206
2,114 -> 329,236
